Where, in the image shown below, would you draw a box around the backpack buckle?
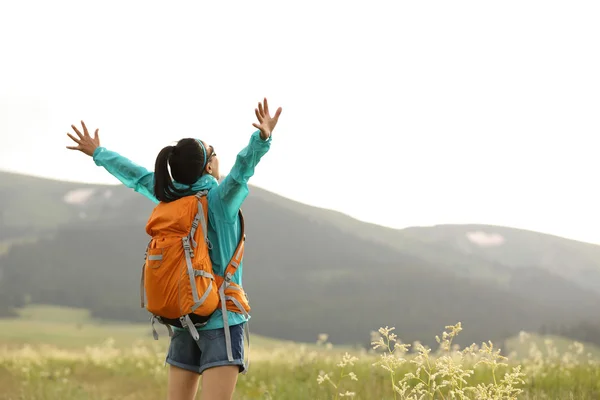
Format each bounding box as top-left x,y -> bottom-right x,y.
179,315 -> 200,341
182,237 -> 194,258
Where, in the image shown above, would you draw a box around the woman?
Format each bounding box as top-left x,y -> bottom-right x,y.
66,98 -> 282,400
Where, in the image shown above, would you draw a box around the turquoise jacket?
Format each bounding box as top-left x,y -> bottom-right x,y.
92,130 -> 271,330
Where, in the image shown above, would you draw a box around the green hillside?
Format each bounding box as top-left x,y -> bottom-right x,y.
250,186 -> 600,293
1,170 -> 599,350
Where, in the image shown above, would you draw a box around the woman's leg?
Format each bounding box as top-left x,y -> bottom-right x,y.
199,365 -> 240,400
196,323 -> 247,400
168,365 -> 201,400
165,328 -> 203,400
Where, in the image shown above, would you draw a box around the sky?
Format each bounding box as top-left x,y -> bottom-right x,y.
1,0 -> 599,244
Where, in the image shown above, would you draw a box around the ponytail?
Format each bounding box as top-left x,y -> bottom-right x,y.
154,139 -> 207,203
153,145 -> 184,202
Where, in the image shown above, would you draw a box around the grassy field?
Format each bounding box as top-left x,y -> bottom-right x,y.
0,305 -> 599,399
0,305 -> 290,350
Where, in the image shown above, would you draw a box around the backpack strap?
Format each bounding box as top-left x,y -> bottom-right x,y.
180,314 -> 201,341
183,237 -> 215,313
150,315 -> 173,340
190,191 -> 212,250
140,263 -> 145,308
140,240 -> 151,309
224,209 -> 246,281
219,209 -> 247,364
224,291 -> 251,373
181,192 -> 217,313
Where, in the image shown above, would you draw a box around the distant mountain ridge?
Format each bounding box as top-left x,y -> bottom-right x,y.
1,170 -> 599,348
248,184 -> 600,294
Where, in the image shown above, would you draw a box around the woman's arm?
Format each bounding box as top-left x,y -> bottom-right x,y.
66,121 -> 159,204
212,98 -> 283,222
213,131 -> 271,221
93,147 -> 159,204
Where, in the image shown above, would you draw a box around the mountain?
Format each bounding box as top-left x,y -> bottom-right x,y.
401,224 -> 600,294
1,170 -> 599,348
249,188 -> 600,295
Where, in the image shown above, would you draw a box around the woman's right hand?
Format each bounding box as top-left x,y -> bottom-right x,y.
66,120 -> 101,157
252,98 -> 282,141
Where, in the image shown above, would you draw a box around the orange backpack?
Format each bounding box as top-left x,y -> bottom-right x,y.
140,190 -> 251,363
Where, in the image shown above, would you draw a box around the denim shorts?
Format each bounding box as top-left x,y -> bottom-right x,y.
165,322 -> 246,375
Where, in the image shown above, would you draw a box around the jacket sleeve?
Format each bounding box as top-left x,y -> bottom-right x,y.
92,147 -> 159,204
212,130 -> 272,222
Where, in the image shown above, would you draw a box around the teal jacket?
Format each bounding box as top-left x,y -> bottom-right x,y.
92,130 -> 271,330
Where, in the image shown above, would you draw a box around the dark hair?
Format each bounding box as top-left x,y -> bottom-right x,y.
154,138 -> 207,202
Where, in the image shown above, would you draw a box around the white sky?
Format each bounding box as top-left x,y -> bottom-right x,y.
1,0 -> 599,244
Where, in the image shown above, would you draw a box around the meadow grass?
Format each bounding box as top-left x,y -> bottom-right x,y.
0,305 -> 286,350
0,306 -> 599,399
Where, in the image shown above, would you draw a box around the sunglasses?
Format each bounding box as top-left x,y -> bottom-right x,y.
207,145 -> 216,162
